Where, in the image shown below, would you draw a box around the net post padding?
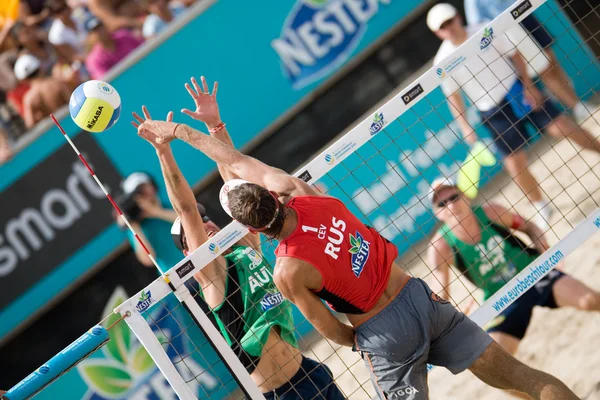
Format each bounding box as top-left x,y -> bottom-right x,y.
172,284 -> 266,400
118,288 -> 197,400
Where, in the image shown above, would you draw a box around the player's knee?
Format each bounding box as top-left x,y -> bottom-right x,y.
549,115 -> 577,137
578,292 -> 600,311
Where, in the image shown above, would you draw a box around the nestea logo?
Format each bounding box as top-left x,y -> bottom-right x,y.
271,0 -> 392,89
480,27 -> 494,50
135,290 -> 153,313
348,231 -> 370,277
369,113 -> 384,135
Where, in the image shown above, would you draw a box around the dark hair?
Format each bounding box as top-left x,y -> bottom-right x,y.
228,183 -> 285,238
47,0 -> 68,14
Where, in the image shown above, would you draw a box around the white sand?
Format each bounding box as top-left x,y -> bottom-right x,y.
302,111 -> 600,399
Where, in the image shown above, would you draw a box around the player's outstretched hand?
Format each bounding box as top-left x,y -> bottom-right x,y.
181,76 -> 221,127
132,106 -> 175,148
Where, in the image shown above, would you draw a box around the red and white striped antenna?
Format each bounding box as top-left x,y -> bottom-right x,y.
50,114 -> 162,272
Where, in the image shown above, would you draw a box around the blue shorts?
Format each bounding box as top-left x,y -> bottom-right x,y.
480,83 -> 562,157
264,356 -> 345,400
521,15 -> 553,49
486,270 -> 565,340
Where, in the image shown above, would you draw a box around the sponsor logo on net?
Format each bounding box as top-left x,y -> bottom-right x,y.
271,0 -> 393,89
298,169 -> 313,182
176,260 -> 195,279
348,231 -> 370,277
324,140 -> 358,166
389,386 -> 419,398
435,55 -> 467,79
208,242 -> 220,255
135,290 -> 153,313
402,83 -> 424,105
369,112 -> 384,135
511,0 -> 533,19
208,230 -> 243,256
480,27 -> 495,50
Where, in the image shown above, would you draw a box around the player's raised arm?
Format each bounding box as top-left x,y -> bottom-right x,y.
180,76 -> 262,249
137,120 -> 317,198
181,76 -> 238,182
132,107 -> 227,308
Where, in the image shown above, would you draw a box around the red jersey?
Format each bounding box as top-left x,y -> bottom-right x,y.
275,196 -> 398,314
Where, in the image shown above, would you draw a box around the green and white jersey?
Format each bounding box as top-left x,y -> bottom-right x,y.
211,245 -> 298,373
438,207 -> 539,300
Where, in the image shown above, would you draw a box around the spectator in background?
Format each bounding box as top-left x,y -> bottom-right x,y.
464,0 -> 596,123
14,53 -> 74,127
47,0 -> 86,64
428,3 -> 600,229
117,172 -> 180,271
142,0 -> 186,39
11,22 -> 56,73
88,0 -> 144,32
84,16 -> 144,79
0,123 -> 13,163
18,0 -> 50,27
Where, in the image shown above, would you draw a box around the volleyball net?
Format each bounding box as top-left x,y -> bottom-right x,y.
5,0 -> 600,398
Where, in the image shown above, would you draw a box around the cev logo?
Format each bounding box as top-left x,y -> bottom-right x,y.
208,242 -> 220,255
97,82 -> 113,94
324,154 -> 335,165
436,67 -> 446,78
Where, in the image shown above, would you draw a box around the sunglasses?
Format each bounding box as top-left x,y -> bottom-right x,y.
436,193 -> 461,208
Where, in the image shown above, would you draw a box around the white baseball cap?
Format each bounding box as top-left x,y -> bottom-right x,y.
427,3 -> 458,32
428,177 -> 458,203
14,54 -> 41,80
121,172 -> 152,195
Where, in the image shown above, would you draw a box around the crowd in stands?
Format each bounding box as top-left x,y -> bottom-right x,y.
0,0 -> 196,165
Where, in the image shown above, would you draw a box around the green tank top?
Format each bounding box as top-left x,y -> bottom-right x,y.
438,207 -> 538,300
212,245 -> 298,363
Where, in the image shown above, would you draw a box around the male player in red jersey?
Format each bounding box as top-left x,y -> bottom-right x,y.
136,116 -> 578,399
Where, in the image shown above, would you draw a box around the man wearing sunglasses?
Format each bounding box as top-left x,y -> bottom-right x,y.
428,178 -> 600,357
428,3 -> 600,231
136,85 -> 579,398
131,76 -> 345,400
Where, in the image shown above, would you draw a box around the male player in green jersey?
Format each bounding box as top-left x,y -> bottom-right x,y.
131,77 -> 345,399
428,178 -> 600,355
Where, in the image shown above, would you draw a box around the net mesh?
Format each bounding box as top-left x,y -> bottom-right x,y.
124,1 -> 600,399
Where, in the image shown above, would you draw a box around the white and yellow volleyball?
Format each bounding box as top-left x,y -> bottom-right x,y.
69,80 -> 121,133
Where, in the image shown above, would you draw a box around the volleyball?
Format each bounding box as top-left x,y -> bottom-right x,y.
69,80 -> 121,133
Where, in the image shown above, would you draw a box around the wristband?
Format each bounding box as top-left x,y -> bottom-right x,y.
511,214 -> 524,230
172,123 -> 182,139
208,122 -> 226,134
